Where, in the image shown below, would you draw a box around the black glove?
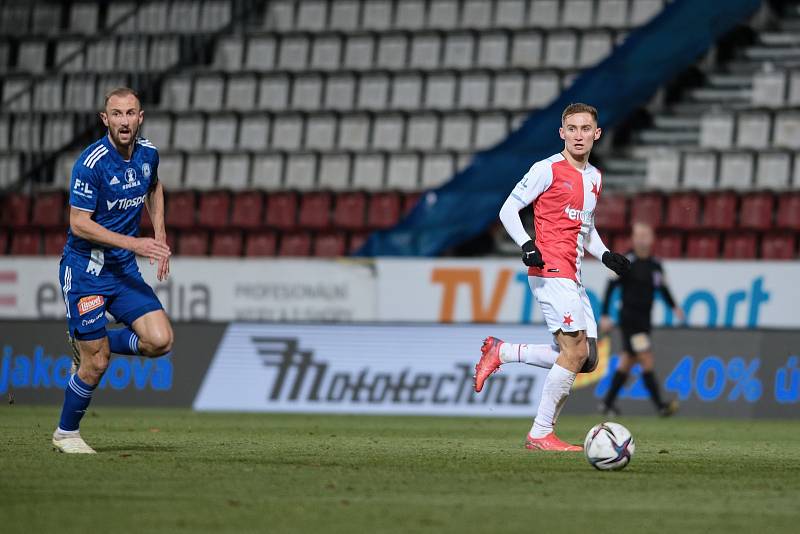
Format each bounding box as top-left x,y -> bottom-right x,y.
602,251 -> 631,277
521,240 -> 545,268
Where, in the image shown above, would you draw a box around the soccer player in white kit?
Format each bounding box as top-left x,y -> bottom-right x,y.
473,103 -> 631,451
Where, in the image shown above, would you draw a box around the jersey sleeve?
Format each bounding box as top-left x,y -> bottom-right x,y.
69,160 -> 99,213
653,261 -> 677,308
510,162 -> 553,206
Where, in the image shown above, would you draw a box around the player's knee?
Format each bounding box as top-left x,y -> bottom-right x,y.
142,328 -> 173,356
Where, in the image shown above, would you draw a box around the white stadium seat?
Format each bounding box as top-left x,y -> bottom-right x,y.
193,76 -> 225,111
56,40 -> 84,72
245,37 -> 276,71
291,74 -> 324,111
34,77 -> 63,112
43,116 -> 74,151
682,151 -> 718,190
69,2 -> 99,34
0,117 -> 9,151
352,153 -> 386,191
310,35 -> 342,71
225,75 -> 258,111
496,0 -> 527,29
169,2 -> 200,33
428,0 -> 459,29
751,71 -> 786,108
459,73 -> 491,110
149,37 -> 180,71
65,75 -> 95,111
86,39 -> 116,72
172,115 -> 205,151
772,112 -> 800,149
544,31 -> 578,69
251,153 -> 284,190
475,113 -> 508,149
107,3 -> 136,32
386,153 -> 421,191
213,38 -> 244,71
318,154 -> 351,191
344,35 -> 374,71
136,3 -> 168,34
305,114 -> 337,150
201,1 -> 232,31
143,113 -> 172,150
357,74 -> 390,110
406,114 -> 439,150
156,153 -> 184,190
421,152 -> 455,188
645,150 -> 680,190
278,36 -> 310,71
511,32 -> 543,68
376,34 -> 408,70
755,152 -> 791,189
788,70 -> 800,105
285,153 -> 318,191
205,114 -> 238,152
257,74 -> 290,110
527,72 -> 560,109
409,34 -> 442,70
718,152 -> 754,190
185,155 -> 217,190
238,114 -> 270,151
325,74 -> 356,110
338,113 -> 370,150
443,33 -> 475,69
162,76 -> 193,111
493,72 -> 525,109
440,113 -> 473,150
579,31 -> 613,67
424,73 -> 457,110
362,0 -> 392,31
218,154 -> 251,190
390,73 -> 423,110
263,0 -> 295,31
630,0 -> 664,26
562,0 -> 594,28
529,0 -> 559,28
596,0 -> 629,28
372,114 -> 405,150
396,0 -> 426,30
699,113 -> 734,149
330,0 -> 359,31
476,33 -> 509,69
735,112 -> 770,149
271,114 -> 304,151
461,0 -> 492,29
296,0 -> 327,32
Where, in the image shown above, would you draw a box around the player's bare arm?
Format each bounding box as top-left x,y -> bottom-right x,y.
144,180 -> 169,281
69,207 -> 170,265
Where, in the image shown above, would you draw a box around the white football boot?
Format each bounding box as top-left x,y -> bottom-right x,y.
52,429 -> 96,454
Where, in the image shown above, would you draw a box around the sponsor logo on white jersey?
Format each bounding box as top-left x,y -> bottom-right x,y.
564,204 -> 594,223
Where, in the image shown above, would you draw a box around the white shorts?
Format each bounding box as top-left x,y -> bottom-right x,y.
529,276 -> 597,339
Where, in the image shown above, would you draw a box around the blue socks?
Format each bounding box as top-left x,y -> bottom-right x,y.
107,327 -> 140,355
58,374 -> 96,432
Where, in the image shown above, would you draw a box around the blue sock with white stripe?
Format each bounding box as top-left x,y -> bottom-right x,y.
107,327 -> 140,355
58,374 -> 96,432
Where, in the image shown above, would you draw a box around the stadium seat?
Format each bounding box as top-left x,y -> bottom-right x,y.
664,192 -> 701,230
265,192 -> 297,229
210,230 -> 243,256
197,191 -> 230,229
165,191 -> 196,229
682,151 -> 717,190
685,232 -> 720,259
352,153 -> 386,191
612,234 -> 632,254
278,232 -> 312,256
701,192 -> 737,230
318,154 -> 351,191
139,208 -> 153,232
723,232 -> 757,259
349,231 -> 369,254
755,152 -> 791,189
30,192 -> 65,228
760,232 -> 796,260
654,233 -> 683,258
738,193 -> 774,230
333,192 -> 367,230
404,192 -> 422,214
386,153 -> 420,191
630,192 -> 663,228
367,192 -> 402,229
230,191 -> 264,229
0,229 -> 7,254
43,229 -> 67,255
218,154 -> 250,190
244,230 -> 277,256
2,193 -> 30,228
298,192 -> 332,229
511,31 -> 543,68
313,232 -> 347,257
594,195 -> 627,231
10,230 -> 41,255
776,193 -> 800,230
177,230 -> 209,256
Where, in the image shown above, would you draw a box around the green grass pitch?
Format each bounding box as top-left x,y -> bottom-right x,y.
2,406 -> 799,533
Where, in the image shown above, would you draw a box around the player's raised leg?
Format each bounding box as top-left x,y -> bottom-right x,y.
474,337 -> 560,392
53,335 -> 110,454
131,309 -> 173,357
526,329 -> 586,452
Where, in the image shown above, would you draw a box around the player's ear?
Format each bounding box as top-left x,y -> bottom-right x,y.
138,109 -> 144,125
99,111 -> 109,127
559,127 -> 565,140
594,127 -> 602,140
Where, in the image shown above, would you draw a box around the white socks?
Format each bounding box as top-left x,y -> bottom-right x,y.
530,364 -> 577,438
499,342 -> 560,369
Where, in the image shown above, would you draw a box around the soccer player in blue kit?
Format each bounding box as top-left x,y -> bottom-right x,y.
53,88 -> 173,453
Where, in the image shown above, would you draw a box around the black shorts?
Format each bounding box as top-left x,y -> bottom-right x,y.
620,325 -> 652,355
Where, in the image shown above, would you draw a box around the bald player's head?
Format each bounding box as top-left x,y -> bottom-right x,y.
631,222 -> 655,258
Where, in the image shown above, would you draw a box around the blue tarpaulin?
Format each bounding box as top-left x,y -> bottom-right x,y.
355,0 -> 762,257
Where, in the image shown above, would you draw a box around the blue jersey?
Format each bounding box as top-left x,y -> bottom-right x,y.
65,135 -> 159,272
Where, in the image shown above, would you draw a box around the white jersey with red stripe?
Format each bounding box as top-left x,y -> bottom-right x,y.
510,152 -> 602,283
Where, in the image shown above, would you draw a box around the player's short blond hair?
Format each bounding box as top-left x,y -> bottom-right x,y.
561,103 -> 598,124
102,87 -> 140,111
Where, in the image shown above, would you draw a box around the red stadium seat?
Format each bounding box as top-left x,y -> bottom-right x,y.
165,191 -> 196,229
403,192 -> 422,215
244,231 -> 277,256
43,229 -> 67,255
630,193 -> 663,228
197,191 -> 231,229
333,192 -> 367,230
654,233 -> 683,258
701,192 -> 737,230
298,192 -> 332,230
265,192 -> 297,230
0,229 -> 8,254
314,232 -> 347,257
776,193 -> 800,230
210,230 -> 243,256
2,193 -> 31,228
685,232 -> 720,259
140,205 -> 154,232
723,232 -> 757,259
165,231 -> 177,254
177,230 -> 208,256
739,193 -> 774,230
594,195 -> 627,231
10,230 -> 41,255
230,191 -> 264,229
349,232 -> 369,254
31,192 -> 65,228
612,233 -> 632,254
760,232 -> 796,260
664,192 -> 700,230
278,231 -> 312,256
367,192 -> 401,229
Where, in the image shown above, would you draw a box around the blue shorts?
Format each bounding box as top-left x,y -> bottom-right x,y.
59,256 -> 163,340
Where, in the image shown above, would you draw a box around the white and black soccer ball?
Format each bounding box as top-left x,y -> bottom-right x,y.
584,422 -> 635,471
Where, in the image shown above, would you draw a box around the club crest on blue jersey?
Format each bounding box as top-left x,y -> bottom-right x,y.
142,162 -> 151,178
123,168 -> 141,190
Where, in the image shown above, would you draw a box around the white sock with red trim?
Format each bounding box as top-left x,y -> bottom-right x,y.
499,342 -> 560,368
529,364 -> 576,438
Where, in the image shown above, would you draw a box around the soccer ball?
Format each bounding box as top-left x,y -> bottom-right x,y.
584,422 -> 635,471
